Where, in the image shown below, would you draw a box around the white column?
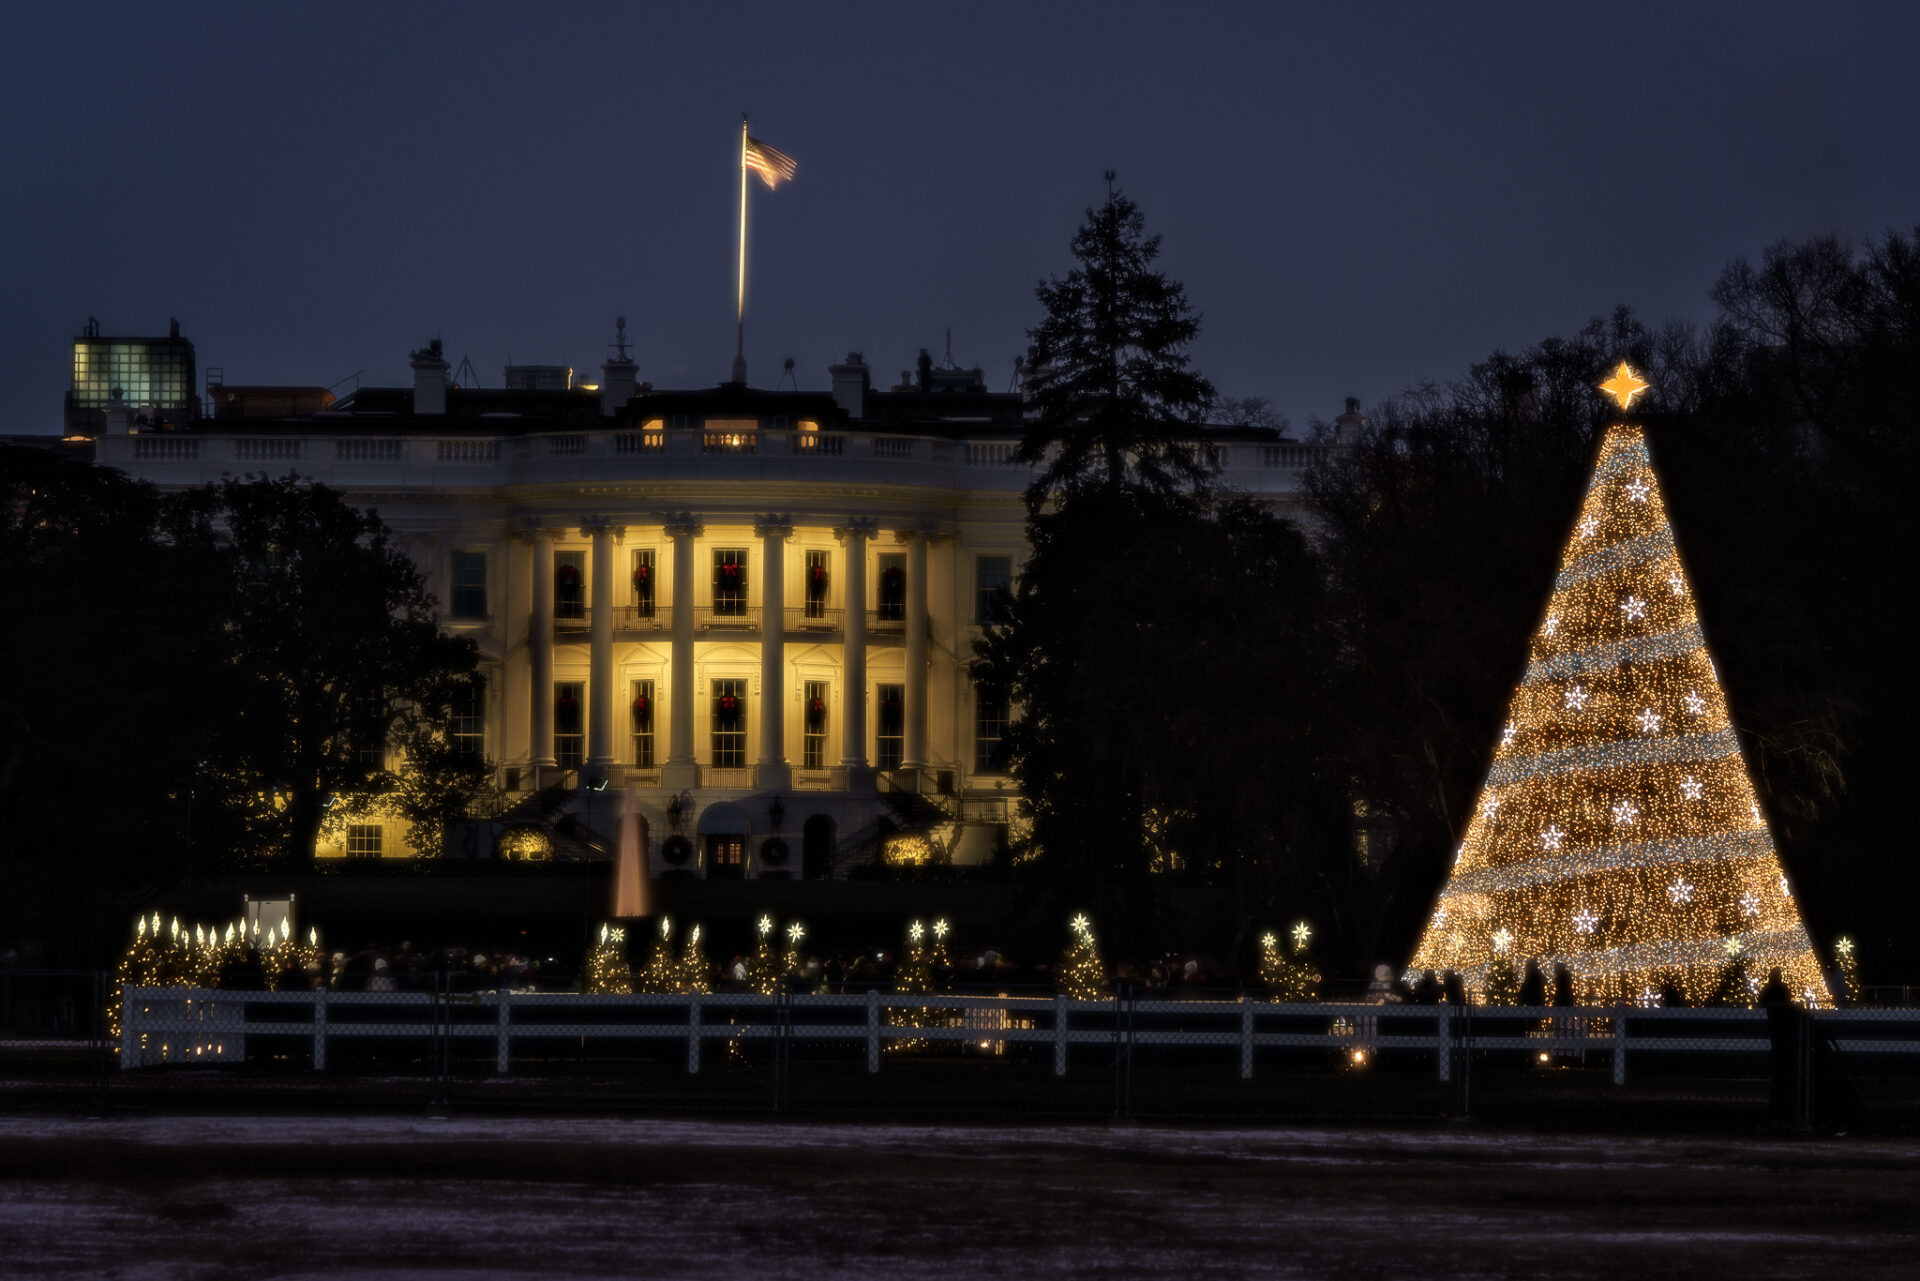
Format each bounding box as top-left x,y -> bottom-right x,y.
662,514 -> 702,792
525,521 -> 556,780
834,519 -> 876,792
755,515 -> 793,791
902,528 -> 931,772
584,517 -> 622,777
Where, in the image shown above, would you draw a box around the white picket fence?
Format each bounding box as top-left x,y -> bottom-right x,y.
120,987 -> 1920,1084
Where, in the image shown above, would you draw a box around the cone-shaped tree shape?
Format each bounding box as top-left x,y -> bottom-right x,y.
1409,400 -> 1827,1007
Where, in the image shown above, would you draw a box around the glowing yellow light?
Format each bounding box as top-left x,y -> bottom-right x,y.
1291,921 -> 1312,948
757,914 -> 773,937
1598,361 -> 1649,410
1260,932 -> 1277,949
933,918 -> 950,939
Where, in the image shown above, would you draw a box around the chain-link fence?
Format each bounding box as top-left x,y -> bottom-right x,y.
9,969 -> 1920,1126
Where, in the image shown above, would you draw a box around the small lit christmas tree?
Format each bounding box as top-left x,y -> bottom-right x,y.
783,920 -> 806,979
585,923 -> 632,994
676,922 -> 711,994
1056,913 -> 1109,999
1410,364 -> 1830,1006
746,915 -> 782,995
1259,921 -> 1322,1003
107,914 -> 162,1038
638,916 -> 678,994
928,917 -> 953,975
1834,936 -> 1861,1005
888,918 -> 933,1053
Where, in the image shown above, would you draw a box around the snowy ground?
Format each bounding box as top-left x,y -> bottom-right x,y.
1,1115 -> 1916,1278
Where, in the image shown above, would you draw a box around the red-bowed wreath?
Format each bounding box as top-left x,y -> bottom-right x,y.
632,563 -> 651,590
806,696 -> 827,727
715,693 -> 741,725
557,564 -> 580,586
630,694 -> 650,725
719,562 -> 742,583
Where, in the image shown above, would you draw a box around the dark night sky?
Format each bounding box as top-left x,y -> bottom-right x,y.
5,2 -> 1919,434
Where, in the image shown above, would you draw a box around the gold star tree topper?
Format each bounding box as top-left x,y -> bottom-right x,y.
1599,361 -> 1650,411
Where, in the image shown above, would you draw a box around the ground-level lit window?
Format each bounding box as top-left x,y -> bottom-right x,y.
876,683 -> 904,770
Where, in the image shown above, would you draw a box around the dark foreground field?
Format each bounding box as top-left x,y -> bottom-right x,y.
1,1116 -> 1916,1279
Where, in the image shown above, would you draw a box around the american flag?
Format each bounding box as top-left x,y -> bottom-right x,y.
743,135 -> 798,189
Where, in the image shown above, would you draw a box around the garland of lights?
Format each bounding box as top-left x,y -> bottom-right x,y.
1408,366 -> 1829,1008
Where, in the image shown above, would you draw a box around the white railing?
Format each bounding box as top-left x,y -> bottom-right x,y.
336,439 -> 405,463
966,442 -> 1018,465
546,435 -> 586,457
613,431 -> 666,454
132,437 -> 200,461
792,434 -> 845,456
233,438 -> 302,462
873,438 -> 915,460
437,439 -> 500,463
120,988 -> 1920,1081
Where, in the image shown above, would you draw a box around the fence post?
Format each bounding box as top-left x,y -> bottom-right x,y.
495,989 -> 511,1075
313,987 -> 327,1071
1240,998 -> 1254,1081
866,989 -> 881,1073
687,994 -> 702,1075
1612,1006 -> 1628,1086
1437,1005 -> 1450,1082
1054,994 -> 1069,1077
86,971 -> 109,1117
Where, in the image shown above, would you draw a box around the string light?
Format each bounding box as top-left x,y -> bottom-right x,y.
1409,393 -> 1829,1006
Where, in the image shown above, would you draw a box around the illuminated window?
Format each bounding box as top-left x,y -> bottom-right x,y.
631,549 -> 655,618
876,684 -> 905,771
975,685 -> 1008,773
713,549 -> 747,616
346,825 -> 383,859
631,678 -> 655,768
712,679 -> 746,767
804,550 -> 830,619
975,555 -> 1012,623
454,678 -> 485,761
707,835 -> 746,878
449,551 -> 487,619
555,681 -> 584,769
877,553 -> 906,622
803,680 -> 829,770
555,552 -> 586,620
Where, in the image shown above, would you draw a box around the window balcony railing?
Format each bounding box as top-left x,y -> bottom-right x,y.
868,608 -> 907,632
786,606 -> 844,633
554,607 -> 590,632
695,605 -> 761,631
611,605 -> 670,632
704,767 -> 754,790
792,770 -> 833,791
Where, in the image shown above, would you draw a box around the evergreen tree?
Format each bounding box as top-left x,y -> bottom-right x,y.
1834,936 -> 1861,1005
676,922 -> 711,995
1019,183 -> 1216,511
1056,913 -> 1109,1000
585,923 -> 632,995
638,916 -> 678,994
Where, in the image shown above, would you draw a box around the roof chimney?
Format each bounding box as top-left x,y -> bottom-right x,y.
411,339 -> 449,416
828,352 -> 869,419
601,316 -> 639,416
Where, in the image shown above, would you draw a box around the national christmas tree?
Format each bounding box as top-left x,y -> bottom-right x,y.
1409,364 -> 1828,1007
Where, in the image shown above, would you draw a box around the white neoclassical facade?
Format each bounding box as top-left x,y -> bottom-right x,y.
93,335 -> 1324,879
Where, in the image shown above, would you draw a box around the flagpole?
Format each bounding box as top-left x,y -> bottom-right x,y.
733,114 -> 749,384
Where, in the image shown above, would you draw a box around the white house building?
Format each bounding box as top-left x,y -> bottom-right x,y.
89,323 -> 1325,881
